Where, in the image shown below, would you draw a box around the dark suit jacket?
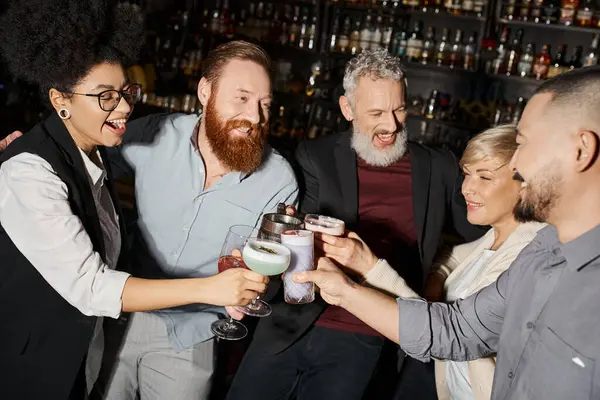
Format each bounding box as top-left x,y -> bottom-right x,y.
0,114 -> 129,400
254,131 -> 485,355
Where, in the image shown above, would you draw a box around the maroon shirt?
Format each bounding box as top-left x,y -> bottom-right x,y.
315,153 -> 420,336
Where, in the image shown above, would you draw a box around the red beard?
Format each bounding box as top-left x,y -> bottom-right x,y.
204,95 -> 268,174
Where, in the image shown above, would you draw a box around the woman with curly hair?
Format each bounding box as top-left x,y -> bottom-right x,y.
0,1 -> 268,399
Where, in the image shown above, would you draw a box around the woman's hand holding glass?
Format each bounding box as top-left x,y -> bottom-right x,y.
205,266 -> 269,307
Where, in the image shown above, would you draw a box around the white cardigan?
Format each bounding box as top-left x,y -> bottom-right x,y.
363,221 -> 546,400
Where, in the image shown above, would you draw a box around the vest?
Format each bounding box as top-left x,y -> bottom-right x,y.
0,113 -> 129,399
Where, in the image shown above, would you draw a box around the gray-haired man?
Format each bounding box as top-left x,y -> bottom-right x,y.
227,49 -> 484,400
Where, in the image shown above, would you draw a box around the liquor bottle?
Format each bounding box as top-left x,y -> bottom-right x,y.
584,33 -> 599,66
337,16 -> 351,53
406,21 -> 424,62
219,0 -> 231,35
547,44 -> 569,77
463,32 -> 477,70
462,0 -> 475,15
381,15 -> 394,50
505,29 -> 524,76
421,26 -> 437,64
568,45 -> 583,69
448,30 -> 464,69
505,0 -> 517,19
518,43 -> 535,77
360,13 -> 374,52
520,0 -> 532,20
272,106 -> 287,137
511,97 -> 526,124
270,8 -> 283,43
255,2 -> 265,39
543,0 -> 561,23
407,0 -> 421,9
530,0 -> 545,21
298,8 -> 310,49
560,0 -> 579,25
329,12 -> 341,52
576,0 -> 595,25
424,90 -> 440,119
448,0 -> 463,14
370,14 -> 384,50
492,27 -> 511,74
307,14 -> 317,51
305,61 -> 322,97
307,106 -> 324,139
533,44 -> 552,79
480,22 -> 498,73
288,6 -> 300,46
210,0 -> 221,33
473,0 -> 486,16
391,19 -> 408,57
350,18 -> 362,54
594,0 -> 600,27
435,28 -> 451,66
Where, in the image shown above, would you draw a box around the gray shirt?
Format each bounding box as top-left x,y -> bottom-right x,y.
111,113 -> 298,351
398,224 -> 600,400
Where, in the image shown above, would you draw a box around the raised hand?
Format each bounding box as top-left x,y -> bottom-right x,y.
0,131 -> 23,152
205,268 -> 269,307
293,257 -> 355,306
314,231 -> 378,277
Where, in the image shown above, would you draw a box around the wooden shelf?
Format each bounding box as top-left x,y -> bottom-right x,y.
488,73 -> 544,88
499,18 -> 600,34
409,9 -> 485,22
408,114 -> 486,132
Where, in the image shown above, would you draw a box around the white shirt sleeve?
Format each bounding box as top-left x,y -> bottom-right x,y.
0,153 -> 130,318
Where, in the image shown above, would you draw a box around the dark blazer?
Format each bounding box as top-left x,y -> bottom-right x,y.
0,114 -> 129,400
254,131 -> 485,355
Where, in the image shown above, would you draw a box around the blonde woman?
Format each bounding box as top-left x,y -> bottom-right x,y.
311,124 -> 545,400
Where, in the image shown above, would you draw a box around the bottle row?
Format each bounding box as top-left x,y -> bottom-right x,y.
502,0 -> 600,28
201,0 -> 321,50
331,0 -> 488,17
390,22 -> 479,70
484,28 -> 598,79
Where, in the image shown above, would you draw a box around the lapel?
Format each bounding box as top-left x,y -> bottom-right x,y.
99,146 -> 129,268
333,132 -> 358,226
408,142 -> 431,261
43,113 -> 107,261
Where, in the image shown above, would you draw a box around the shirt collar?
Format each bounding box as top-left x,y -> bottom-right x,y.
77,148 -> 106,186
189,116 -> 250,184
536,224 -> 600,271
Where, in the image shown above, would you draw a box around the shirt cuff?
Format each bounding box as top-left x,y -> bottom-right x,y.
397,297 -> 432,363
95,269 -> 130,319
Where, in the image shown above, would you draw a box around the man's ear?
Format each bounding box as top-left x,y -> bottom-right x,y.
339,96 -> 354,122
197,77 -> 212,108
574,130 -> 599,172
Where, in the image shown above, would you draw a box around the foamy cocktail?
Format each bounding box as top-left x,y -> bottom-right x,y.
242,239 -> 291,276
304,214 -> 345,236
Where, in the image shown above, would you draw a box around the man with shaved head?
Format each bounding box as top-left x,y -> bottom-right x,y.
294,66 -> 600,400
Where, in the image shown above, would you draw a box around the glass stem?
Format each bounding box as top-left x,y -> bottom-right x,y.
224,317 -> 235,330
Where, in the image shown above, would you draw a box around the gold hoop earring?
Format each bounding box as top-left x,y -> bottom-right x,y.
58,108 -> 71,120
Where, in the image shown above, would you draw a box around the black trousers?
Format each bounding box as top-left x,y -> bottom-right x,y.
226,326 -> 385,400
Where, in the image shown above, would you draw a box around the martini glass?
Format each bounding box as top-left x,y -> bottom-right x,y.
238,238 -> 291,317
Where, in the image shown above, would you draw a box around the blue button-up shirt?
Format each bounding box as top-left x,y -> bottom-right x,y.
110,113 -> 298,351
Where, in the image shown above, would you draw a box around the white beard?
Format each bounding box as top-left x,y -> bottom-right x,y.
351,124 -> 408,167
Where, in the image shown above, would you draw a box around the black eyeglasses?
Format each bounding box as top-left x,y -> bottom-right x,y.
68,84 -> 142,112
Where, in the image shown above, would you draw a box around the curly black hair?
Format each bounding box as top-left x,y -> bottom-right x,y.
0,0 -> 144,98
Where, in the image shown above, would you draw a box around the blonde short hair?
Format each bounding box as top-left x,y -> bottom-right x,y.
460,124 -> 518,169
